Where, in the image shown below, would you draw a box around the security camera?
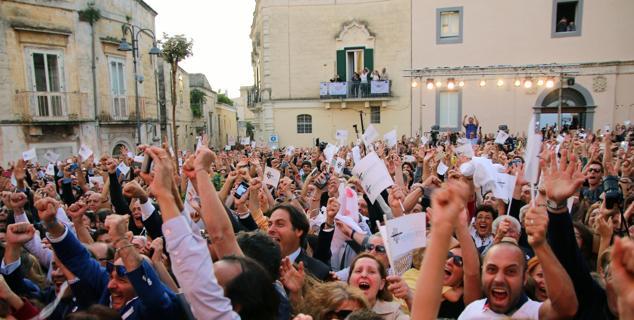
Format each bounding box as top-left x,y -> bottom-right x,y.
136,75 -> 144,83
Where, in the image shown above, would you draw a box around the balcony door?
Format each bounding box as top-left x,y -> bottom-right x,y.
26,48 -> 65,117
346,49 -> 364,81
108,57 -> 128,119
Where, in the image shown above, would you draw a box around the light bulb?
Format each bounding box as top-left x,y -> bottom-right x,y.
479,79 -> 486,87
448,82 -> 455,90
426,82 -> 434,90
497,79 -> 504,87
458,80 -> 465,87
435,80 -> 442,88
524,79 -> 533,88
411,80 -> 418,88
537,79 -> 545,86
514,79 -> 521,87
545,78 -> 555,88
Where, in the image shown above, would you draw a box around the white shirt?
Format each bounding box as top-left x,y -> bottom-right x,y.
459,298 -> 542,320
288,247 -> 302,263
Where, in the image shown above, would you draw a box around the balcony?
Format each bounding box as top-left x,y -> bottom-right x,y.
14,91 -> 89,123
320,80 -> 392,100
99,95 -> 154,124
246,86 -> 261,109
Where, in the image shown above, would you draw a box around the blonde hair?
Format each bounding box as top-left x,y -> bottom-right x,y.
300,281 -> 369,320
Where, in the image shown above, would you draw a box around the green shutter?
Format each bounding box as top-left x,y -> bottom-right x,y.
336,50 -> 346,80
364,48 -> 374,72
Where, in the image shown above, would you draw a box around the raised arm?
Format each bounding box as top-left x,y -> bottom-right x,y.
525,206 -> 578,319
193,147 -> 243,257
412,182 -> 468,320
143,146 -> 240,320
455,209 -> 482,305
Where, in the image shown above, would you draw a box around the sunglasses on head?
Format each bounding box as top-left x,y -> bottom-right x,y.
365,244 -> 387,254
325,309 -> 354,320
106,262 -> 128,278
447,251 -> 464,267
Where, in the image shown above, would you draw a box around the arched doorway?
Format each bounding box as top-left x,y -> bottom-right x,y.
534,85 -> 596,130
112,143 -> 129,156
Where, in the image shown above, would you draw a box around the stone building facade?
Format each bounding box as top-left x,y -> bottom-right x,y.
247,0 -> 412,147
0,0 -> 166,162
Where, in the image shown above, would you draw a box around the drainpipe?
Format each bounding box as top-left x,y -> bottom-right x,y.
91,21 -> 101,155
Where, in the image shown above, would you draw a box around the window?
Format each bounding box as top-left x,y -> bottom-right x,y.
108,57 -> 127,118
297,114 -> 312,134
370,106 -> 381,124
436,91 -> 461,130
436,7 -> 463,44
552,0 -> 582,37
26,49 -> 65,117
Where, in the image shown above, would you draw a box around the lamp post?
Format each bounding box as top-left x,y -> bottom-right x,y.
118,23 -> 160,145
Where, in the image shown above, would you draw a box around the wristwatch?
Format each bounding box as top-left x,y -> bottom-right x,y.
546,199 -> 567,211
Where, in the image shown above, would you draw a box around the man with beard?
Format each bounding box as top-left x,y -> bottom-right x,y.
459,206 -> 577,319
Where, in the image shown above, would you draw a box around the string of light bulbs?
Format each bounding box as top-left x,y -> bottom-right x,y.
411,76 -> 556,90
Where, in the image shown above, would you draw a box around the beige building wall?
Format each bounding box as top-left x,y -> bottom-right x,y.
411,0 -> 634,133
249,0 -> 412,147
216,104 -> 238,147
0,0 -> 161,162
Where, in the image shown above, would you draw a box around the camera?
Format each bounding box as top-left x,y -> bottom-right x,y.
430,125 -> 439,146
602,176 -> 622,209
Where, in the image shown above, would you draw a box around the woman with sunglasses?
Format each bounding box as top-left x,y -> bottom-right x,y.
301,282 -> 368,320
347,254 -> 409,320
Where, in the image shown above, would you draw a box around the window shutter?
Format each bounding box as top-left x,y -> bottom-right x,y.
336,50 -> 346,80
364,48 -> 374,72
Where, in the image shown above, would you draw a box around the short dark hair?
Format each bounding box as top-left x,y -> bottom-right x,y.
475,205 -> 499,220
301,160 -> 312,167
221,255 -> 279,320
588,160 -> 603,171
484,242 -> 527,273
269,204 -> 309,248
237,231 -> 282,280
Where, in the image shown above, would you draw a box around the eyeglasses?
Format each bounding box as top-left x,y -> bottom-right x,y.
106,262 -> 128,278
365,244 -> 387,254
325,309 -> 354,320
447,251 -> 463,267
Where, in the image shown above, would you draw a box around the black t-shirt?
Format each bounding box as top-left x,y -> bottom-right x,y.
438,295 -> 465,319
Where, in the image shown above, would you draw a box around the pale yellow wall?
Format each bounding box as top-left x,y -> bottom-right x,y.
251,0 -> 413,144
216,104 -> 238,147
412,0 -> 634,67
411,0 -> 634,132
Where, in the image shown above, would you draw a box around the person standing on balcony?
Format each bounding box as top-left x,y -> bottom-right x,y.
361,68 -> 370,97
381,67 -> 389,81
352,72 -> 361,98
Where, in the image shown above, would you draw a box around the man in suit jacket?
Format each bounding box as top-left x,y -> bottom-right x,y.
268,204 -> 330,280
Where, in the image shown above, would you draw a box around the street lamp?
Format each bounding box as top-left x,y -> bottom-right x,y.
118,23 -> 160,145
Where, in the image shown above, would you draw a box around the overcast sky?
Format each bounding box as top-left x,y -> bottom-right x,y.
145,0 -> 254,98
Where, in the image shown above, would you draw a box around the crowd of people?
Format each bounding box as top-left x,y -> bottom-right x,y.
0,116 -> 631,320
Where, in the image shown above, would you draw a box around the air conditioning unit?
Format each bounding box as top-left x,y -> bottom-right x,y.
28,127 -> 43,136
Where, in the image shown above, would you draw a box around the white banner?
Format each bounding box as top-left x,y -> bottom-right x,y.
240,137 -> 251,145
320,83 -> 329,96
370,80 -> 390,94
328,82 -> 348,96
492,173 -> 517,201
352,152 -> 394,203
